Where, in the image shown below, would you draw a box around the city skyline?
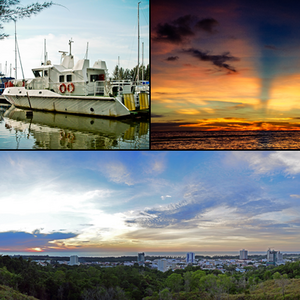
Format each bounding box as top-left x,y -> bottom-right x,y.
1,0 -> 149,79
152,0 -> 300,131
1,151 -> 300,255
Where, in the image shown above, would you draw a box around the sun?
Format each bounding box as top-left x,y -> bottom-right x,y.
30,247 -> 43,252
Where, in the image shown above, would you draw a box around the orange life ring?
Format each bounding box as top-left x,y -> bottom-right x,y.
59,83 -> 66,93
67,83 -> 75,93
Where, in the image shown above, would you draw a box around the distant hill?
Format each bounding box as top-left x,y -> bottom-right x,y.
0,285 -> 39,300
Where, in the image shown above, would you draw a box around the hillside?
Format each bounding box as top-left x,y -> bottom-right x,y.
0,285 -> 39,300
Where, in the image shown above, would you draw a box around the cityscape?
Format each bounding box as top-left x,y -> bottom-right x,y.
26,248 -> 287,272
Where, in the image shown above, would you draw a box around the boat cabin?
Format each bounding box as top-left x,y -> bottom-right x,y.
27,44 -> 109,97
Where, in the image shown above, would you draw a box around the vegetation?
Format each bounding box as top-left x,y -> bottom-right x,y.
1,255 -> 300,299
0,0 -> 53,39
0,284 -> 39,300
112,64 -> 150,81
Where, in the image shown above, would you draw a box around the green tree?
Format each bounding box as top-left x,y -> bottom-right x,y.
191,270 -> 206,290
0,0 -> 53,39
159,288 -> 172,300
165,273 -> 182,293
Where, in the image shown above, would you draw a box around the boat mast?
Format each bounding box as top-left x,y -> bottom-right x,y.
44,39 -> 47,65
142,42 -> 144,81
137,1 -> 141,84
14,20 -> 17,79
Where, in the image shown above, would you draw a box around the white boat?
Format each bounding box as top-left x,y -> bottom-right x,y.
3,40 -> 149,118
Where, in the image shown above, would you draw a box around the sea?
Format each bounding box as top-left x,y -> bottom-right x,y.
0,104 -> 149,149
151,130 -> 300,150
2,251 -> 300,258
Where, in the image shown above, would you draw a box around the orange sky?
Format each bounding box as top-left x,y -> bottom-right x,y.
151,0 -> 300,131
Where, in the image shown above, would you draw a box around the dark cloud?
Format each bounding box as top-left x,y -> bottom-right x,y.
0,231 -> 78,249
153,15 -> 219,44
151,114 -> 164,118
195,18 -> 219,33
153,15 -> 195,44
165,56 -> 179,61
125,179 -> 291,230
182,48 -> 240,72
264,44 -> 279,50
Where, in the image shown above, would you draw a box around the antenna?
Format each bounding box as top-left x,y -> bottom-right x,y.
85,42 -> 89,59
69,38 -> 74,55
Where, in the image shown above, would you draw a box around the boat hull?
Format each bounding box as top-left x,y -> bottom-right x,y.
3,87 -> 131,118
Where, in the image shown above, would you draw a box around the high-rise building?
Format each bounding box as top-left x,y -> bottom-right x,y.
69,255 -> 79,266
240,249 -> 248,260
158,259 -> 168,272
267,249 -> 283,265
186,252 -> 195,263
137,252 -> 145,265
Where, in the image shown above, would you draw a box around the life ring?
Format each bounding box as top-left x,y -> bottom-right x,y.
59,83 -> 66,93
67,83 -> 75,93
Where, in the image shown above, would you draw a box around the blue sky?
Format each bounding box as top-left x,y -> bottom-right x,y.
0,0 -> 149,79
1,151 -> 300,255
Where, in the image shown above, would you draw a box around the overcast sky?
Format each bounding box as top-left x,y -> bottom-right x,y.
152,0 -> 300,131
1,151 -> 300,255
0,0 -> 149,79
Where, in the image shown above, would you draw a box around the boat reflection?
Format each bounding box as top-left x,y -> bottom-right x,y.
3,106 -> 149,149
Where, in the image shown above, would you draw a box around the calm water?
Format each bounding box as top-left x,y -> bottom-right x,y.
0,104 -> 149,149
151,131 -> 300,149
2,251 -> 299,258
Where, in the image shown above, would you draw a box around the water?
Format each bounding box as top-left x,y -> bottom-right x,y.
151,131 -> 300,149
2,250 -> 300,258
0,104 -> 149,149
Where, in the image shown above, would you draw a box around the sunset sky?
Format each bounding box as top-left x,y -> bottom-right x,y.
0,0 -> 149,79
152,0 -> 300,131
1,151 -> 300,256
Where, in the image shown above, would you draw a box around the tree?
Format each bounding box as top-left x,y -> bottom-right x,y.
0,0 -> 53,39
165,273 -> 182,293
274,273 -> 290,297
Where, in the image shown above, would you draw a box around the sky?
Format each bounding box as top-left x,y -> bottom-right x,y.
0,0 -> 149,79
1,151 -> 300,256
152,0 -> 300,131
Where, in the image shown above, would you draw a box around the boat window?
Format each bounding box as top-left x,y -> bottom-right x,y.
59,75 -> 64,82
90,74 -> 98,82
67,75 -> 72,82
33,70 -> 42,77
44,70 -> 48,77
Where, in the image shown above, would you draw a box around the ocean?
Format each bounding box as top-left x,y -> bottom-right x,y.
151,131 -> 300,150
2,251 -> 300,258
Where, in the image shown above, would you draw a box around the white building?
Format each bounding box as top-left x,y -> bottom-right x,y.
240,249 -> 248,260
158,259 -> 168,272
69,255 -> 80,266
186,252 -> 195,263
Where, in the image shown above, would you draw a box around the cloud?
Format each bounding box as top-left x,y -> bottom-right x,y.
231,152 -> 300,175
161,195 -> 172,200
153,15 -> 195,44
195,18 -> 219,33
165,56 -> 179,61
290,195 -> 300,198
124,174 -> 290,232
153,15 -> 218,44
101,162 -> 134,186
0,231 -> 78,251
182,48 -> 240,72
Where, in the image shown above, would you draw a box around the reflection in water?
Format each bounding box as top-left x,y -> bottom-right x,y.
2,106 -> 149,149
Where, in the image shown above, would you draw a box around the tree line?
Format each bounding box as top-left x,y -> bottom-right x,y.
111,64 -> 150,81
1,255 -> 300,299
